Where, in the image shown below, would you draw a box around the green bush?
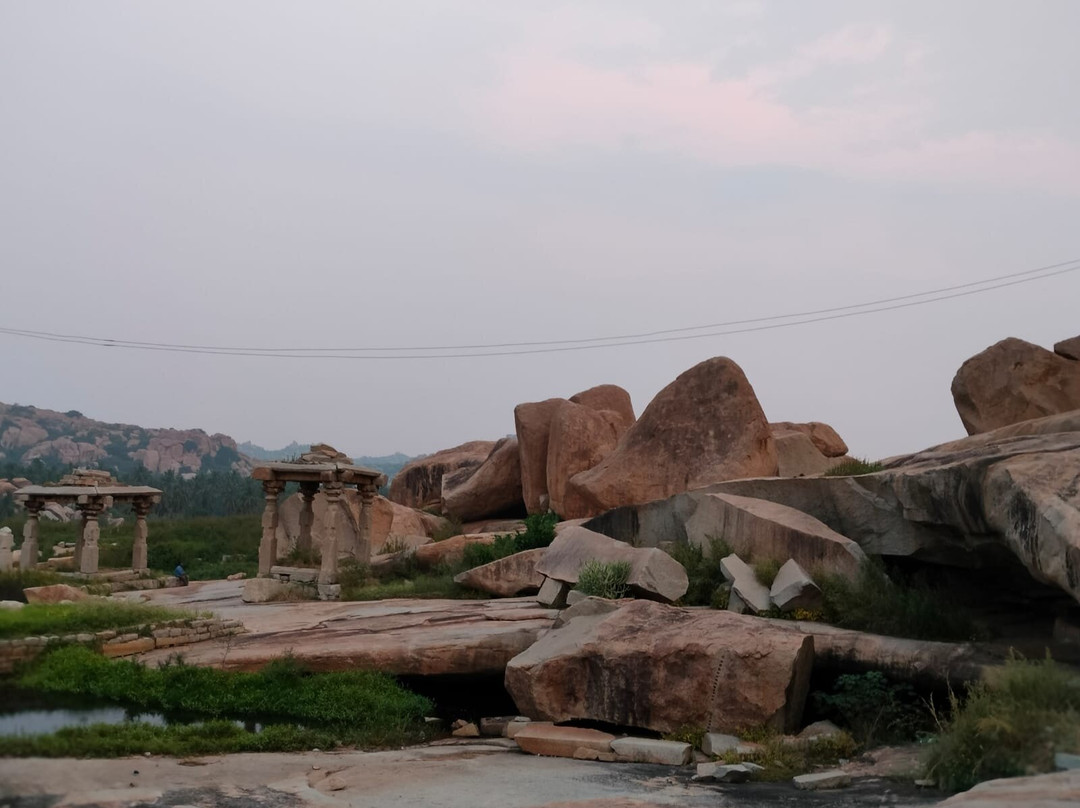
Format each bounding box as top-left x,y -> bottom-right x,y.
825,458 -> 884,477
461,511 -> 558,570
575,560 -> 631,599
667,536 -> 732,607
753,558 -> 783,588
925,655 -> 1080,792
817,560 -> 983,642
813,671 -> 932,747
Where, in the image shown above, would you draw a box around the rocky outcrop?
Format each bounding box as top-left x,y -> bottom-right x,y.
951,337 -> 1080,435
505,599 -> 814,734
514,399 -> 565,514
546,402 -> 628,519
388,441 -> 495,510
564,357 -> 778,516
453,548 -> 546,597
771,421 -> 848,457
276,491 -> 445,558
704,417 -> 1080,603
536,525 -> 689,603
441,438 -> 525,522
0,401 -> 250,474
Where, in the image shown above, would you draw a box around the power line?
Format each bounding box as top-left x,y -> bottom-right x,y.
1,258 -> 1077,360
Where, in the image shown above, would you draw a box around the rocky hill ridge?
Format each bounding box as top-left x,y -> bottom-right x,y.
0,401 -> 247,476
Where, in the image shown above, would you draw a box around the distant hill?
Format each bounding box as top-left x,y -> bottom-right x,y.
0,401 -> 247,476
238,442 -> 419,482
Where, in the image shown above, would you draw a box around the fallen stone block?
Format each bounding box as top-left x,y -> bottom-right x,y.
537,577 -> 570,608
793,770 -> 852,790
241,578 -> 288,603
701,732 -> 739,756
770,559 -> 822,612
24,584 -> 89,604
609,737 -> 692,766
719,554 -> 771,614
514,723 -> 616,759
453,548 -> 545,597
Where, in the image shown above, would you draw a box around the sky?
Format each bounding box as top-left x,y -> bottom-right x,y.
2,1 -> 1079,460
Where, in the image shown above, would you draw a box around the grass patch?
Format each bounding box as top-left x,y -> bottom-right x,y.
342,571 -> 480,601
17,646 -> 432,741
817,559 -> 984,642
0,601 -> 198,639
753,558 -> 783,588
720,726 -> 857,781
924,655 -> 1080,792
824,458 -> 884,476
668,536 -> 732,608
575,560 -> 631,599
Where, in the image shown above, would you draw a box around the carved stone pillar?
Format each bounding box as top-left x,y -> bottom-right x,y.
20,501 -> 41,571
297,482 -> 319,557
357,482 -> 377,565
74,509 -> 88,571
257,481 -> 284,577
77,498 -> 103,575
0,527 -> 14,572
318,482 -> 344,599
132,498 -> 151,572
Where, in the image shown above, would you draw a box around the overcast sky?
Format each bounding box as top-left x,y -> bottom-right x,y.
2,1 -> 1078,460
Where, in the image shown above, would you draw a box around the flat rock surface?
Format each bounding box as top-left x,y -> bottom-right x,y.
0,745 -> 946,808
130,581 -> 557,676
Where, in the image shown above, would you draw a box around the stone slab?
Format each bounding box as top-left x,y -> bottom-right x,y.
514,723 -> 615,759
609,737 -> 691,766
793,770 -> 852,790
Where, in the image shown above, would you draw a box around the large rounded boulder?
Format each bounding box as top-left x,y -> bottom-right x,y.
563,357 -> 778,516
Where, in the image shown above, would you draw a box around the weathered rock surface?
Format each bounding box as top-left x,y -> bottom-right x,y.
934,770 -> 1080,807
793,770 -> 851,790
951,337 -> 1080,435
771,421 -> 849,457
565,357 -> 778,515
708,425 -> 1080,603
442,437 -> 525,522
23,584 -> 89,604
546,401 -> 629,520
1056,335 -> 1080,361
388,441 -> 495,510
505,599 -> 814,734
139,590 -> 557,676
453,548 -> 546,597
535,525 -> 689,603
514,398 -> 566,514
568,384 -> 636,429
685,492 -> 866,579
241,578 -> 289,603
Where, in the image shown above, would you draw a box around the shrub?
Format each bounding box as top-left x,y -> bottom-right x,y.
924,655 -> 1080,792
817,559 -> 983,642
813,671 -> 932,747
825,458 -> 884,477
667,536 -> 732,607
461,511 -> 559,570
753,558 -> 783,588
575,560 -> 631,599
720,725 -> 857,781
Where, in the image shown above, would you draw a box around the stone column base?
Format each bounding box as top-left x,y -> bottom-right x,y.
317,584 -> 341,601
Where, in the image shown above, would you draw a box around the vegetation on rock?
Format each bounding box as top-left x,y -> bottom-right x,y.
0,601 -> 197,639
461,511 -> 558,568
575,560 -> 632,599
667,536 -> 732,608
824,458 -> 884,476
925,655 -> 1080,792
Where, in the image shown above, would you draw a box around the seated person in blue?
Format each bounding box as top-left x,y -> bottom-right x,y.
174,563 -> 189,586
